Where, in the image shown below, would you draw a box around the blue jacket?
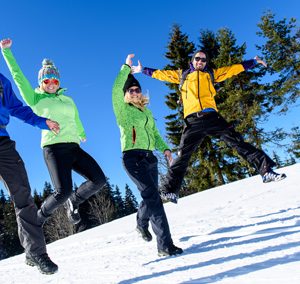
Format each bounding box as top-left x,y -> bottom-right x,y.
0,73 -> 48,137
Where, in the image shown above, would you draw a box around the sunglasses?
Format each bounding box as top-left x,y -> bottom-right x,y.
128,87 -> 141,94
194,57 -> 207,63
43,79 -> 60,85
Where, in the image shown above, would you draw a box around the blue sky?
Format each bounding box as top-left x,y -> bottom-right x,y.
0,0 -> 299,200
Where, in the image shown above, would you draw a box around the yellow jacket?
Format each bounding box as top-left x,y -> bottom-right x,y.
143,63 -> 249,118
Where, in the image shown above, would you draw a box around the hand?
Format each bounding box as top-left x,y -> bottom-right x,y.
46,119 -> 60,135
125,54 -> 135,67
131,60 -> 143,74
254,55 -> 267,67
0,38 -> 12,49
164,150 -> 173,167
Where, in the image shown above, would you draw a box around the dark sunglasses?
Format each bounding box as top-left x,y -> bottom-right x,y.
194,57 -> 207,63
128,87 -> 141,94
43,79 -> 60,85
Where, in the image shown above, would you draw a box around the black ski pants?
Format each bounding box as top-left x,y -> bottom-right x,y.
123,150 -> 173,250
41,143 -> 106,218
0,137 -> 46,256
163,111 -> 276,194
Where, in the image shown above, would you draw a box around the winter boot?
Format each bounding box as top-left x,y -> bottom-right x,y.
158,244 -> 183,257
159,189 -> 179,204
64,198 -> 81,224
263,170 -> 287,183
25,253 -> 58,274
136,226 -> 152,242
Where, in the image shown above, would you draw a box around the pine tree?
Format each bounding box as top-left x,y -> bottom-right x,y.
124,184 -> 138,215
164,24 -> 195,148
42,181 -> 53,200
112,185 -> 125,218
257,12 -> 300,112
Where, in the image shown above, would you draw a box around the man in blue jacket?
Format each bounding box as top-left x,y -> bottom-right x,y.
0,72 -> 60,274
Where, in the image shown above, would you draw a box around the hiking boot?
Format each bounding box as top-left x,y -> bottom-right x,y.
64,198 -> 81,224
25,253 -> 58,274
136,226 -> 152,242
159,189 -> 179,204
158,244 -> 183,257
263,170 -> 287,183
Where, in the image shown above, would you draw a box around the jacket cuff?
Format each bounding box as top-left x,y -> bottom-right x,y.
242,59 -> 256,70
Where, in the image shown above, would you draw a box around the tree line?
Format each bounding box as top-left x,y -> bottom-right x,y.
0,180 -> 138,260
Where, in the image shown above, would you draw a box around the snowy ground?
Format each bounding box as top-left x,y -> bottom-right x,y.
0,163 -> 299,284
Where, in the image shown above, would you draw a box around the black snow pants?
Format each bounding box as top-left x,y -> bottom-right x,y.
0,137 -> 46,256
162,111 -> 276,194
122,150 -> 173,250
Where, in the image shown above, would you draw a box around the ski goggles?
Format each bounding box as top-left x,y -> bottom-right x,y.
43,79 -> 60,85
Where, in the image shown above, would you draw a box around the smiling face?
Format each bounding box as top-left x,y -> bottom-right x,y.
192,52 -> 207,71
41,78 -> 60,93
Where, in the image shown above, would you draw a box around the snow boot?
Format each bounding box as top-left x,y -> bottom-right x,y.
25,253 -> 58,274
158,244 -> 183,257
159,189 -> 179,204
263,170 -> 287,183
64,198 -> 81,224
136,226 -> 152,242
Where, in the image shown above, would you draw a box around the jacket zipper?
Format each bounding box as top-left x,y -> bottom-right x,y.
144,113 -> 150,149
197,71 -> 203,110
132,126 -> 136,146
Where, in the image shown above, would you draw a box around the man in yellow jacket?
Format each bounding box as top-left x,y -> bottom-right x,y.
132,50 -> 286,203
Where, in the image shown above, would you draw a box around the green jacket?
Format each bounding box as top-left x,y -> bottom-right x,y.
2,48 -> 86,147
112,64 -> 169,153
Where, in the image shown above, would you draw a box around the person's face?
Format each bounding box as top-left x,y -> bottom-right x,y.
41,78 -> 60,93
192,52 -> 207,71
126,86 -> 142,101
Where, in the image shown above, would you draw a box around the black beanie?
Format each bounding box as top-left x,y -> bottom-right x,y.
123,74 -> 141,93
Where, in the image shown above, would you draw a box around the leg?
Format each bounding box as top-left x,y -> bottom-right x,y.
212,114 -> 276,175
123,151 -> 173,250
163,120 -> 205,194
40,144 -> 74,220
71,146 -> 106,205
0,138 -> 47,256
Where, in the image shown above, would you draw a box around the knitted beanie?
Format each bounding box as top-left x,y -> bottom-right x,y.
38,59 -> 60,85
123,74 -> 141,93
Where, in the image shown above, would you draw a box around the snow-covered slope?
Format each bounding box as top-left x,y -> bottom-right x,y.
1,164 -> 299,284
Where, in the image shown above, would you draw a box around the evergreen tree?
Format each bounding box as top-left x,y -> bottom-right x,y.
257,12 -> 300,112
124,184 -> 138,215
164,24 -> 195,148
112,185 -> 125,218
42,181 -> 53,200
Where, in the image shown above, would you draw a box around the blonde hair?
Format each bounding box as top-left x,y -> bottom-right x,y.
124,92 -> 149,110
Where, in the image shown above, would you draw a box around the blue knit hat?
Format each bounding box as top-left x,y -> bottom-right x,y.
38,59 -> 60,85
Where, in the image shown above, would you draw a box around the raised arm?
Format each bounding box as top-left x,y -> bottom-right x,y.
112,54 -> 133,122
0,38 -> 38,106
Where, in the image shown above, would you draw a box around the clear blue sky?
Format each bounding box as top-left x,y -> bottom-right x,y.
0,0 -> 299,200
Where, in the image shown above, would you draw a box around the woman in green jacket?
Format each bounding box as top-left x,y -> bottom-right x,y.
0,38 -> 106,225
112,54 -> 182,256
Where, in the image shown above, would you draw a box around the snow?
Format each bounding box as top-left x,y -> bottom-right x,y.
0,163 -> 299,284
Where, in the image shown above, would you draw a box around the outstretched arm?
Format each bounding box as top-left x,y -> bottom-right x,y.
132,58 -> 182,84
